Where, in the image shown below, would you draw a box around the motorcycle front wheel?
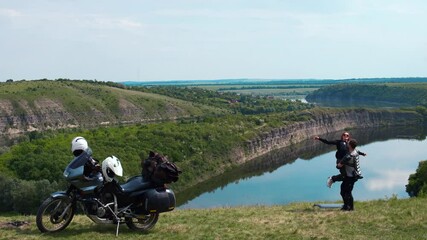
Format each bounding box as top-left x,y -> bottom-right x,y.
125,213 -> 159,231
36,196 -> 75,233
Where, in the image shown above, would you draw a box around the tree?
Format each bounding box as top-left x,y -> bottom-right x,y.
406,160 -> 427,197
0,174 -> 17,211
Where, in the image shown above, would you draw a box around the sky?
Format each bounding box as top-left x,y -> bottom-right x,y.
1,0 -> 426,82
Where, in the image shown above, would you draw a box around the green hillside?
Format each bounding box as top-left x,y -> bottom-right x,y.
306,82 -> 427,107
0,111 -> 311,188
0,80 -> 227,134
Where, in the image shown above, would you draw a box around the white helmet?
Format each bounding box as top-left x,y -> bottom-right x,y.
71,136 -> 88,156
102,156 -> 123,182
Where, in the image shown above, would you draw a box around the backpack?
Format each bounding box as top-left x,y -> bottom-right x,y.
142,151 -> 182,184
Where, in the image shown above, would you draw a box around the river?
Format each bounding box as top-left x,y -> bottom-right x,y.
178,125 -> 427,209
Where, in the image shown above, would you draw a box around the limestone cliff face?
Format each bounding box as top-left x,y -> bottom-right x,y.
242,109 -> 422,162
0,97 -> 193,138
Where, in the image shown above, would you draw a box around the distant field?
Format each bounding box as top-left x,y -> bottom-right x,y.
191,84 -> 322,99
123,78 -> 427,100
124,79 -> 326,100
219,87 -> 319,98
385,82 -> 427,89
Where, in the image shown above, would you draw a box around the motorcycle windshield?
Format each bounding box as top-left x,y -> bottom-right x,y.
67,151 -> 91,169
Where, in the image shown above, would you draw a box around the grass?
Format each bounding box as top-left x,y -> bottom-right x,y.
220,88 -> 318,97
196,84 -> 320,98
2,197 -> 427,240
0,80 -> 226,124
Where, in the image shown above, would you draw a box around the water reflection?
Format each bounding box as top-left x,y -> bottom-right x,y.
178,125 -> 427,208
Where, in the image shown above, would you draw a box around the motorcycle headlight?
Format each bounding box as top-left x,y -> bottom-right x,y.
63,170 -> 69,178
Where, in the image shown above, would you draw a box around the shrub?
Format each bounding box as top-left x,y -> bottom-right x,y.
0,174 -> 60,214
406,160 -> 427,197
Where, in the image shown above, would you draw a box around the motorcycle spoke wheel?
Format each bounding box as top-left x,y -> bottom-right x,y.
36,197 -> 74,233
125,213 -> 159,232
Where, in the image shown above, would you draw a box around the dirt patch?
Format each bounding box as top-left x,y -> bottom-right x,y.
118,98 -> 145,116
0,220 -> 31,229
0,99 -> 13,115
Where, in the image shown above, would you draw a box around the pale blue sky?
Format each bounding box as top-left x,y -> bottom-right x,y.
1,0 -> 426,82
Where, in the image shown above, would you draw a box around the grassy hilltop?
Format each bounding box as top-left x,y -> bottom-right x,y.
0,80 -> 226,135
1,197 -> 427,240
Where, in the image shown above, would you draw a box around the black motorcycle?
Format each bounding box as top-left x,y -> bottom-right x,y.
36,152 -> 176,236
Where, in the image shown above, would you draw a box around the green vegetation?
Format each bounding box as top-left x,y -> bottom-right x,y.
406,160 -> 427,197
0,106 -> 419,214
306,83 -> 427,107
125,77 -> 427,101
198,85 -> 320,99
0,79 -> 123,116
0,79 -> 316,214
0,111 -> 315,213
1,197 -> 427,239
0,79 -> 226,130
219,87 -> 318,99
0,175 -> 59,214
130,86 -> 312,114
1,79 -> 427,215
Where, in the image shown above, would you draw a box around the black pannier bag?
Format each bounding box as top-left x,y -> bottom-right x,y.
144,188 -> 176,213
142,151 -> 182,184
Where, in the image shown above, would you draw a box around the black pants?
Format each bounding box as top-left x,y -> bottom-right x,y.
331,168 -> 346,182
340,177 -> 357,210
332,173 -> 344,182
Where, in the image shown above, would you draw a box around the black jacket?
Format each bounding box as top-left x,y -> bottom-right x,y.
317,138 -> 348,161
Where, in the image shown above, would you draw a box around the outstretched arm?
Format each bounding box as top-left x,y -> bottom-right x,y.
357,150 -> 367,156
314,136 -> 338,145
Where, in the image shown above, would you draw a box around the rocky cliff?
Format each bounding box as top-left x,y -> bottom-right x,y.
177,122 -> 424,203
0,97 -> 180,137
241,109 -> 422,162
177,108 -> 423,193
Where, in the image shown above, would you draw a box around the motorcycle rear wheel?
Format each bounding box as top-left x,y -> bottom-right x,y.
125,213 -> 159,231
36,196 -> 75,233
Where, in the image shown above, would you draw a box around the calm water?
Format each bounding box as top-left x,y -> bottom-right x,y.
179,126 -> 427,209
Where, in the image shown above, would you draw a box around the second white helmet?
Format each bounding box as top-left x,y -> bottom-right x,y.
71,136 -> 88,156
102,156 -> 123,182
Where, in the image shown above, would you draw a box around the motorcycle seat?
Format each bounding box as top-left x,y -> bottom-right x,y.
120,176 -> 153,193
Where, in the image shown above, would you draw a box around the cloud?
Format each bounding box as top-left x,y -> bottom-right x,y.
90,15 -> 143,31
365,169 -> 413,191
155,8 -> 290,20
379,2 -> 425,15
0,8 -> 23,18
118,19 -> 143,29
1,6 -> 143,33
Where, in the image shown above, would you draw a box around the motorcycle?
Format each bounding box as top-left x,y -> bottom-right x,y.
36,152 -> 176,236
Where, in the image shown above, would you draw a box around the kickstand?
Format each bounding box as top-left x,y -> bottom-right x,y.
115,218 -> 120,237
